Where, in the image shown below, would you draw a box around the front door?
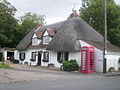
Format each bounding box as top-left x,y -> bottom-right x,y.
37,52 -> 41,65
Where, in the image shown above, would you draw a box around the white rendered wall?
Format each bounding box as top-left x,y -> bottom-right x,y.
3,51 -> 7,60
50,51 -> 61,67
43,31 -> 49,36
106,53 -> 120,71
50,51 -> 81,68
15,48 -> 50,66
14,50 -> 19,60
69,52 -> 81,66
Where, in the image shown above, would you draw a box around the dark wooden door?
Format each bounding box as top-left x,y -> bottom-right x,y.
37,52 -> 41,65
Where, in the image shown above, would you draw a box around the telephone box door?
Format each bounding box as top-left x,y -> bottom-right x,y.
80,46 -> 95,74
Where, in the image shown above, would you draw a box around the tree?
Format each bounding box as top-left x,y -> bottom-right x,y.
18,12 -> 46,39
80,0 -> 120,47
0,0 -> 19,47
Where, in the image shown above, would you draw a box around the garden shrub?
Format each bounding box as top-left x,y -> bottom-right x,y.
12,59 -> 19,64
63,59 -> 79,71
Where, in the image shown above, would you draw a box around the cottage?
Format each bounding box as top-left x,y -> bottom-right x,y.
14,11 -> 120,72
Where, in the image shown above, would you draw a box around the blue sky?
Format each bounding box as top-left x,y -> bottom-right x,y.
8,0 -> 120,24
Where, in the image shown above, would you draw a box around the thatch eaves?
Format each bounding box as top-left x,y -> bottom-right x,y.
16,29 -> 35,50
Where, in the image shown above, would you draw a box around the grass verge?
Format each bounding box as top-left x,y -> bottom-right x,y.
0,64 -> 10,69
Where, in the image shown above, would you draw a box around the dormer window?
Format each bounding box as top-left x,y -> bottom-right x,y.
32,32 -> 42,46
43,36 -> 50,45
32,37 -> 38,46
42,28 -> 55,45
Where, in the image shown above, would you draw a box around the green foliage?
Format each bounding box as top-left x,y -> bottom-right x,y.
80,0 -> 120,47
0,0 -> 18,47
0,0 -> 46,48
12,59 -> 19,64
18,12 -> 46,39
0,64 -> 10,68
63,59 -> 79,71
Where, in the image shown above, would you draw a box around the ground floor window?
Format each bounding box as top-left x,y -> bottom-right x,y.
31,52 -> 37,61
19,53 -> 25,61
43,52 -> 49,62
57,52 -> 69,63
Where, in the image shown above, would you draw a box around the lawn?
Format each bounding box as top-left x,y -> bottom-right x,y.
0,64 -> 10,69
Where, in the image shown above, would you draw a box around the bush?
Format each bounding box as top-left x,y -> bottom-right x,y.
0,64 -> 10,68
63,59 -> 79,71
12,59 -> 19,64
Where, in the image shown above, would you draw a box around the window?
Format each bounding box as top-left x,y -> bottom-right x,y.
57,52 -> 69,63
43,52 -> 49,62
19,53 -> 25,61
31,52 -> 37,61
43,36 -> 50,45
32,38 -> 37,46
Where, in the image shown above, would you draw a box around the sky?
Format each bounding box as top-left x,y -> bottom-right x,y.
7,0 -> 120,25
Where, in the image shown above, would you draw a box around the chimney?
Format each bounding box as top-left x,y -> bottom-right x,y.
68,9 -> 79,19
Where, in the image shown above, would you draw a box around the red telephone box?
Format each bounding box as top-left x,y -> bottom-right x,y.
80,46 -> 95,74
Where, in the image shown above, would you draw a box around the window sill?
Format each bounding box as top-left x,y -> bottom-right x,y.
20,59 -> 24,61
42,59 -> 49,62
30,59 -> 36,61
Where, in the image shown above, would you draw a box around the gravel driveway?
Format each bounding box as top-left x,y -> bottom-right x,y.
0,64 -> 89,84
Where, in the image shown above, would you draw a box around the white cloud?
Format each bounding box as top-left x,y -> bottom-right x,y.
7,0 -> 120,25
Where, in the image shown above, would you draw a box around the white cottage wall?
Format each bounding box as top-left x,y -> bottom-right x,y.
50,51 -> 61,67
14,50 -> 19,60
69,52 -> 81,66
106,53 -> 120,71
3,50 -> 7,60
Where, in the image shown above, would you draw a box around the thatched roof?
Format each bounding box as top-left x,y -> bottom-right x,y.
47,17 -> 103,51
16,21 -> 66,50
84,40 -> 120,52
16,29 -> 35,50
16,17 -> 120,52
47,20 -> 81,51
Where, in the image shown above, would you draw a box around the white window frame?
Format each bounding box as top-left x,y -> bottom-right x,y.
32,37 -> 38,46
43,36 -> 50,45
